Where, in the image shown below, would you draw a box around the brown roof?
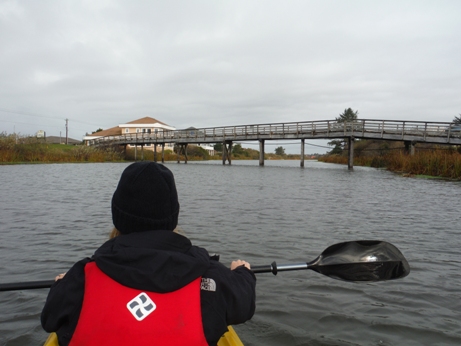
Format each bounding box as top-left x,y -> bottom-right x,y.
88,126 -> 121,137
125,117 -> 170,126
45,136 -> 81,145
84,117 -> 173,140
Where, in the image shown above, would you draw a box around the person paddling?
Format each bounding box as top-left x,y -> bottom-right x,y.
41,162 -> 256,346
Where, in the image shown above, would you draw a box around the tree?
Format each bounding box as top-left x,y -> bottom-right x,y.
275,146 -> 286,155
187,145 -> 209,160
92,128 -> 103,134
453,115 -> 461,154
213,143 -> 223,152
336,108 -> 358,123
232,143 -> 244,155
328,108 -> 359,154
327,140 -> 344,155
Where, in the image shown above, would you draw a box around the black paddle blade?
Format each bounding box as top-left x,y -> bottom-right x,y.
308,240 -> 410,282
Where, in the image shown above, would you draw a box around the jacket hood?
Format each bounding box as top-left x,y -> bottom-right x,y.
93,230 -> 210,293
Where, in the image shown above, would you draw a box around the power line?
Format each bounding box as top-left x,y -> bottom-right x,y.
0,107 -> 103,128
0,107 -> 62,121
1,118 -> 63,130
0,117 -> 89,133
304,142 -> 332,149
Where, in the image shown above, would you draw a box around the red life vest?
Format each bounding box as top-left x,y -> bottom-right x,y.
69,262 -> 208,346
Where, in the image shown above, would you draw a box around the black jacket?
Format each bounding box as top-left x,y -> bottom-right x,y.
41,230 -> 256,346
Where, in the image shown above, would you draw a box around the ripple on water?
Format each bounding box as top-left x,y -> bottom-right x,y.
1,161 -> 461,345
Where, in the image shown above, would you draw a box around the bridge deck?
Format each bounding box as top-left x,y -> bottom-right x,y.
88,119 -> 461,147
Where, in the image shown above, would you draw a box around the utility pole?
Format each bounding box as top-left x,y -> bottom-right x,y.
65,119 -> 68,145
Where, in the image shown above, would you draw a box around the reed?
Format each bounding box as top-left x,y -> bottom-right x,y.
319,147 -> 461,179
384,149 -> 461,179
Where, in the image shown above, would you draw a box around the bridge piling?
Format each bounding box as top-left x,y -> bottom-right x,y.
300,139 -> 305,168
348,137 -> 354,170
404,141 -> 416,155
259,140 -> 265,166
176,144 -> 188,164
184,144 -> 188,163
222,141 -> 232,165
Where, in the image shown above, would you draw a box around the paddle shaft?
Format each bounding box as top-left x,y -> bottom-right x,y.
0,240 -> 410,290
0,280 -> 54,292
252,262 -> 309,275
0,263 -> 314,290
0,260 -> 403,290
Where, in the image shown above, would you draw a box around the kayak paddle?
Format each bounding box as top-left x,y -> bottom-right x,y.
252,240 -> 410,282
0,240 -> 409,291
0,280 -> 55,292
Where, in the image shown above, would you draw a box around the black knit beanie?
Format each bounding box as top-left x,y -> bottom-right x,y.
111,162 -> 180,234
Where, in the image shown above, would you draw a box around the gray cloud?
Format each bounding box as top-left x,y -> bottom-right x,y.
1,0 -> 460,153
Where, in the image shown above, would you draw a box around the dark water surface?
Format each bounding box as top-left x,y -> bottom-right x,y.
1,161 -> 460,345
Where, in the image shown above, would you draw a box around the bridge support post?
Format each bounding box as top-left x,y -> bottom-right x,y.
176,144 -> 180,163
300,139 -> 305,168
154,144 -> 157,162
134,145 -> 137,161
176,144 -> 188,163
404,141 -> 416,155
161,143 -> 165,163
222,141 -> 233,165
141,145 -> 144,161
348,137 -> 354,170
184,144 -> 188,164
259,139 -> 265,166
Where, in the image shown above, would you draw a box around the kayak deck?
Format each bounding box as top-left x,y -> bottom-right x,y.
219,326 -> 244,346
44,326 -> 243,346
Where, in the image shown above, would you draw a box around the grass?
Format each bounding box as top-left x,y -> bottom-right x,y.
0,133 -> 124,163
319,144 -> 461,180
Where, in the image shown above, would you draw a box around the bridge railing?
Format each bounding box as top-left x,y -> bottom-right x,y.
189,121 -> 331,138
356,119 -> 449,138
88,119 -> 457,146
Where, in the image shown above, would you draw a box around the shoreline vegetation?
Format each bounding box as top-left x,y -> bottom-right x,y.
1,133 -> 460,180
318,139 -> 461,180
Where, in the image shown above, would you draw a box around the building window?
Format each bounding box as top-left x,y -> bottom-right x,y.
125,128 -> 129,133
136,128 -> 140,133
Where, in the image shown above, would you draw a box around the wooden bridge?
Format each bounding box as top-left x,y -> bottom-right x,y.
88,119 -> 461,169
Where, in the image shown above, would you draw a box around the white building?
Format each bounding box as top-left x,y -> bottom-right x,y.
83,117 -> 215,155
83,117 -> 176,150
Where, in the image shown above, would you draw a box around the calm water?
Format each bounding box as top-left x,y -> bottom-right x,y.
0,160 -> 460,345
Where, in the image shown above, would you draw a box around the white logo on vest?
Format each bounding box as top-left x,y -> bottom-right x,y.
127,292 -> 156,321
200,278 -> 216,292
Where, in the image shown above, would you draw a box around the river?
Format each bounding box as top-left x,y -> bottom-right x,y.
0,160 -> 460,345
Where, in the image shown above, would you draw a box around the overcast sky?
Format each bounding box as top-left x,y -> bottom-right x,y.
1,0 -> 460,153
